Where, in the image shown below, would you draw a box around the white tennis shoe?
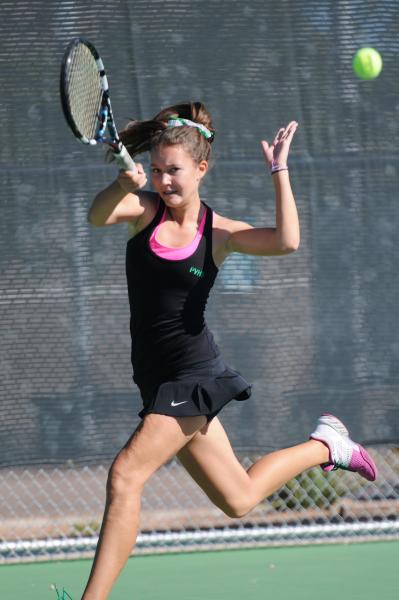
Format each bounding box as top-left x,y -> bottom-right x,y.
310,413 -> 377,482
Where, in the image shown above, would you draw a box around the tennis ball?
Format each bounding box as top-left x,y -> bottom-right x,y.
352,47 -> 383,80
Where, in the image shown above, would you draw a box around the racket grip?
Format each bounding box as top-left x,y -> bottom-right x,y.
113,145 -> 137,172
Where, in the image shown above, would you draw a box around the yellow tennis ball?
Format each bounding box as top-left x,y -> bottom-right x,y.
352,47 -> 383,80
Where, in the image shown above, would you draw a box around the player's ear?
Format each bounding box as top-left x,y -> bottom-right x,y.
197,160 -> 208,179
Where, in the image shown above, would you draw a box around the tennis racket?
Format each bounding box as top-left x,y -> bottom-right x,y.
60,37 -> 136,171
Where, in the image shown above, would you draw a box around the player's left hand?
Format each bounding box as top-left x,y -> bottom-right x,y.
260,121 -> 298,171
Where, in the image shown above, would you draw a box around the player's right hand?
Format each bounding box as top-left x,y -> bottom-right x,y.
117,163 -> 147,193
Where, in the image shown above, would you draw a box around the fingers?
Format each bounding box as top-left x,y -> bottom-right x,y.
260,140 -> 269,154
269,121 -> 298,151
261,122 -> 298,169
135,162 -> 146,175
260,140 -> 273,166
122,162 -> 145,175
284,120 -> 298,140
117,163 -> 147,192
276,127 -> 285,141
278,121 -> 298,141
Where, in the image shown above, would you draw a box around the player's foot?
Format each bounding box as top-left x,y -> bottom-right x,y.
310,413 -> 377,481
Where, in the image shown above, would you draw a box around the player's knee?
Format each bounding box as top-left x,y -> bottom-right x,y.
221,497 -> 253,519
107,452 -> 145,498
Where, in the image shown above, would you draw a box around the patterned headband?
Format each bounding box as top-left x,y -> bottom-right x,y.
166,117 -> 214,140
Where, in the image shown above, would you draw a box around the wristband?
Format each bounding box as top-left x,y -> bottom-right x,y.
271,160 -> 288,174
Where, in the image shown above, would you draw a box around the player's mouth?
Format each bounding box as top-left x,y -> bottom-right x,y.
163,190 -> 177,196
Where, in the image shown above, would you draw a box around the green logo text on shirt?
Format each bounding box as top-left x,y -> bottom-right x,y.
189,266 -> 204,278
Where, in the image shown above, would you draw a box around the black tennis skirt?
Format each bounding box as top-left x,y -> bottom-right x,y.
133,354 -> 252,422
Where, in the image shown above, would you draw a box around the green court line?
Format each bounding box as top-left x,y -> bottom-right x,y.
1,541 -> 398,600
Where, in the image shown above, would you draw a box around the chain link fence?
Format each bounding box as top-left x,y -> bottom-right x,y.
1,445 -> 397,563
1,0 -> 399,565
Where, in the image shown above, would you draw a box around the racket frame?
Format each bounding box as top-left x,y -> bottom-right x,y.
60,37 -> 136,171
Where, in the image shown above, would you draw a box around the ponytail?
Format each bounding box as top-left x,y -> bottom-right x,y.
110,102 -> 215,164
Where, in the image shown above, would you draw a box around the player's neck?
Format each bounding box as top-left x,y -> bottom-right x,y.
166,196 -> 203,226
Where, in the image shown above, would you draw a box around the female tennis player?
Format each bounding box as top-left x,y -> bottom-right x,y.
81,102 -> 377,600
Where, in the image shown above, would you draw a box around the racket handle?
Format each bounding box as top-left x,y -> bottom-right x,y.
113,145 -> 137,172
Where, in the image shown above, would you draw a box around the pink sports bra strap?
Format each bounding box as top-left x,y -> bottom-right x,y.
149,205 -> 208,260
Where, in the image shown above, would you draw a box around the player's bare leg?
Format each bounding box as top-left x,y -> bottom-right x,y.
81,413 -> 207,600
178,415 -> 376,518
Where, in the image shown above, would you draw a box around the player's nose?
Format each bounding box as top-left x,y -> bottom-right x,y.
160,172 -> 172,185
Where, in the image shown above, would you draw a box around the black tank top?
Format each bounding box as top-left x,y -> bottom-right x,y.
126,198 -> 220,378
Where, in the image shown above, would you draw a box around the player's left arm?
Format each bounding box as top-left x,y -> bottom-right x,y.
226,121 -> 300,257
226,171 -> 300,256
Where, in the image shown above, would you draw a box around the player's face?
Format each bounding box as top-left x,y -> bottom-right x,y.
150,144 -> 208,206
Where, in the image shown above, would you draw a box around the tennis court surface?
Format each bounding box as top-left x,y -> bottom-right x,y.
2,541 -> 397,600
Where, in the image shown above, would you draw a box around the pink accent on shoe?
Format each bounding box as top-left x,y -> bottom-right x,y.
321,462 -> 335,472
349,445 -> 378,482
311,414 -> 378,482
316,437 -> 378,481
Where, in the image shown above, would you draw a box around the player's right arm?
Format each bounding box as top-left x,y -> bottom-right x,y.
87,163 -> 148,227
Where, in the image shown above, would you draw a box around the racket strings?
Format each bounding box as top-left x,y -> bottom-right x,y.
66,43 -> 103,140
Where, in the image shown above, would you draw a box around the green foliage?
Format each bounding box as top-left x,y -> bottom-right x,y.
70,520 -> 100,537
270,467 -> 346,511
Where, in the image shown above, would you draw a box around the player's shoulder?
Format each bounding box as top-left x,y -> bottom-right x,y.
212,209 -> 253,234
128,191 -> 160,237
211,209 -> 253,262
137,190 -> 159,209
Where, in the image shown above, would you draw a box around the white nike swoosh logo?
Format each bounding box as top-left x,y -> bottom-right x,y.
171,400 -> 188,407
